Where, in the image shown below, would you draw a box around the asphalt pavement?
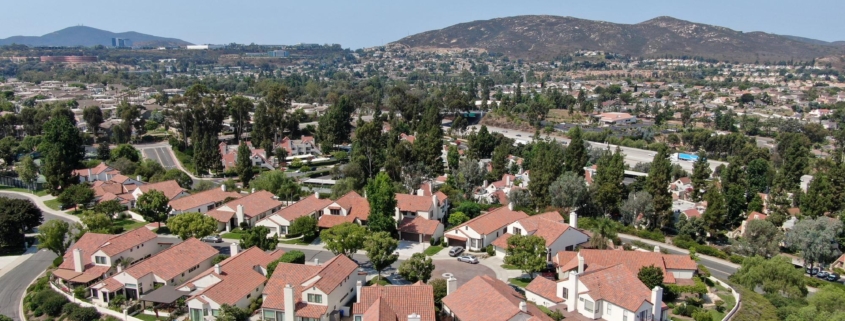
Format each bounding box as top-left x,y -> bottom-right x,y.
0,192 -> 77,321
618,234 -> 738,281
141,147 -> 177,169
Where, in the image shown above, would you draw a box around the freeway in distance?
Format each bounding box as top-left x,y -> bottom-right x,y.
469,125 -> 728,173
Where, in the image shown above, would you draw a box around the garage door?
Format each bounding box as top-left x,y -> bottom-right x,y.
448,238 -> 465,248
401,232 -> 420,242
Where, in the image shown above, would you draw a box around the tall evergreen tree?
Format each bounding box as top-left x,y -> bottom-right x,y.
366,172 -> 397,235
564,126 -> 588,176
235,143 -> 254,188
227,95 -> 253,144
490,143 -> 510,179
802,173 -> 834,218
41,115 -> 84,195
592,148 -> 625,216
645,147 -> 673,230
527,140 -> 565,209
690,155 -> 711,201
702,182 -> 727,233
351,118 -> 384,182
317,95 -> 355,153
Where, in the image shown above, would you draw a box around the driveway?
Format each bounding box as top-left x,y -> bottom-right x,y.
431,259 -> 496,287
396,241 -> 426,257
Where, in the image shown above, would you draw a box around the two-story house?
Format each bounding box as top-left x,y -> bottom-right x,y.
395,193 -> 446,243
132,180 -> 189,207
491,212 -> 589,260
182,246 -> 284,321
442,275 -> 552,321
73,163 -> 121,183
316,191 -> 370,229
90,238 -> 219,303
351,281 -> 436,321
169,185 -> 242,215
255,193 -> 332,237
219,142 -> 273,170
554,250 -> 698,286
206,191 -> 284,231
261,255 -> 363,321
278,136 -> 321,157
444,204 -> 529,251
53,228 -> 164,288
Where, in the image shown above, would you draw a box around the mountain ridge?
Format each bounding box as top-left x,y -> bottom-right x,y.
0,26 -> 192,47
392,15 -> 845,61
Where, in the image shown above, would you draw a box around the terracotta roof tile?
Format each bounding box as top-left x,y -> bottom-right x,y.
525,277 -> 564,303
451,207 -> 528,235
317,215 -> 356,229
97,227 -> 158,256
362,298 -> 398,321
120,238 -> 218,281
442,275 -> 551,321
273,194 -> 332,221
578,264 -> 666,312
222,191 -> 284,218
206,209 -> 236,223
185,247 -> 283,306
139,180 -> 186,200
398,217 -> 442,235
395,194 -> 433,213
169,188 -> 242,211
558,249 -> 696,284
334,191 -> 370,221
352,283 -> 435,321
262,255 -> 358,314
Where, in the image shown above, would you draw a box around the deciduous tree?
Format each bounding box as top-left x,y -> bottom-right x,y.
239,226 -> 279,251
365,232 -> 399,281
366,172 -> 397,234
733,256 -> 806,299
136,190 -> 171,229
733,219 -> 782,258
621,191 -> 655,226
398,252 -> 435,283
549,172 -> 588,213
37,220 -> 72,256
321,222 -> 367,257
504,234 -> 547,278
785,217 -> 842,267
637,265 -> 664,290
167,212 -> 217,240
289,216 -> 319,242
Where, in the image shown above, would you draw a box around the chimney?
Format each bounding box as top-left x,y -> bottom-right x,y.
314,258 -> 319,265
214,264 -> 222,275
654,245 -> 661,253
314,191 -> 319,199
408,313 -> 421,321
87,168 -> 92,179
136,175 -> 142,182
356,280 -> 363,303
651,286 -> 664,320
506,175 -> 511,186
283,284 -> 295,321
230,242 -> 239,256
577,253 -> 584,274
483,179 -> 488,188
236,205 -> 245,225
117,265 -> 123,273
569,212 -> 578,229
73,248 -> 84,272
221,184 -> 227,192
519,301 -> 528,313
508,202 -> 514,211
446,276 -> 457,296
567,272 -> 579,312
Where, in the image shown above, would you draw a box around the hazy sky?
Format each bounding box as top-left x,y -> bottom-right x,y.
3,0 -> 843,48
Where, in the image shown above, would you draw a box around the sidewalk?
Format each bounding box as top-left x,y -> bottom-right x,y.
0,191 -> 80,223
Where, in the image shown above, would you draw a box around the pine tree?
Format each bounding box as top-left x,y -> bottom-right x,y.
690,155 -> 711,201
592,148 -> 625,216
41,115 -> 84,195
564,126 -> 588,176
527,140 -> 565,209
235,143 -> 254,188
645,147 -> 673,230
702,182 -> 727,233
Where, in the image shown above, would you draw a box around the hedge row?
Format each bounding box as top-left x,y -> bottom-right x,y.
672,236 -> 729,260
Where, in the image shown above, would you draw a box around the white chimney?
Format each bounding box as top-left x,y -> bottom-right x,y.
519,301 -> 528,313
230,242 -> 239,256
446,276 -> 457,296
283,284 -> 295,321
508,202 -> 514,211
136,175 -> 142,182
314,258 -> 319,265
236,205 -> 245,225
651,286 -> 664,320
506,175 -> 511,186
654,245 -> 661,253
73,248 -> 84,272
569,212 -> 578,229
483,179 -> 488,188
356,280 -> 363,303
314,191 -> 319,199
408,313 -> 421,321
221,184 -> 227,192
567,272 -> 579,312
214,264 -> 222,275
577,253 -> 584,274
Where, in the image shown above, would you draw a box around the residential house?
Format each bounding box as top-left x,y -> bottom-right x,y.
132,180 -> 189,206
73,163 -> 122,183
596,112 -> 637,125
351,281 -> 436,321
554,249 -> 698,286
739,211 -> 768,236
441,275 -> 552,321
316,191 -> 370,229
90,238 -> 219,303
261,255 -> 363,321
278,136 -> 321,157
255,193 -> 332,236
444,204 -> 529,251
491,212 -> 589,260
181,246 -> 285,321
670,177 -> 693,200
92,179 -> 141,207
394,192 -> 448,243
525,263 -> 667,321
169,185 -> 243,215
206,191 -> 284,231
219,142 -> 273,170
53,228 -> 164,288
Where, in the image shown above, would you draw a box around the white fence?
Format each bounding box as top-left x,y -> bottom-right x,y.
707,276 -> 741,321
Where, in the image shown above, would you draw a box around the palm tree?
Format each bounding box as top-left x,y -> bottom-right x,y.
589,219 -> 618,250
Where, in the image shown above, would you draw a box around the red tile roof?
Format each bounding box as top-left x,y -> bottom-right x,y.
169,188 -> 242,211
362,297 -> 397,321
273,194 -> 332,222
452,206 -> 528,235
73,163 -> 112,177
442,275 -> 551,321
263,255 -> 358,314
578,264 -> 666,312
120,238 -> 218,281
398,217 -> 442,235
97,227 -> 158,256
139,180 -> 186,200
558,249 -> 697,284
56,232 -> 114,282
395,194 -> 433,213
317,215 -> 356,229
334,191 -> 370,221
206,209 -> 236,223
525,277 -> 564,303
184,247 -> 284,306
352,282 -> 435,321
222,190 -> 284,218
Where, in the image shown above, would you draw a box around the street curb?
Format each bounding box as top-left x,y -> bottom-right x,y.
18,269 -> 45,321
0,191 -> 80,223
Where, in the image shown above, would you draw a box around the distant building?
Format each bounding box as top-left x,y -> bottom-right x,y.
111,38 -> 132,48
40,56 -> 98,63
186,44 -> 225,50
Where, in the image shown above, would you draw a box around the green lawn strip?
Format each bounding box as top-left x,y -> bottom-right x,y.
508,277 -> 532,288
424,245 -> 443,256
0,186 -> 49,196
366,277 -> 392,286
221,232 -> 245,240
280,238 -> 310,245
135,313 -> 169,321
501,264 -> 520,270
115,218 -> 149,231
44,199 -> 62,211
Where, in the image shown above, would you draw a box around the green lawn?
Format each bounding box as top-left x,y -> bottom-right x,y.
0,186 -> 49,196
501,264 -> 520,270
221,232 -> 245,240
114,218 -> 148,231
280,238 -> 311,245
44,199 -> 62,211
135,313 -> 170,321
424,245 -> 444,256
367,277 -> 392,286
508,277 -> 532,288
709,291 -> 737,321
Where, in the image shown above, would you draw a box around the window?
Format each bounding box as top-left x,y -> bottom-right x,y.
354,316 -> 362,321
513,227 -> 522,235
330,209 -> 340,215
584,300 -> 594,313
307,293 -> 322,303
263,310 -> 275,321
607,303 -> 611,315
211,310 -> 219,317
639,311 -> 647,320
95,256 -> 107,265
562,288 -> 568,299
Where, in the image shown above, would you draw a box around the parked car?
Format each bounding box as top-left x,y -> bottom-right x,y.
816,271 -> 830,279
827,273 -> 840,282
448,247 -> 464,257
807,267 -> 820,275
201,235 -> 222,243
457,255 -> 479,264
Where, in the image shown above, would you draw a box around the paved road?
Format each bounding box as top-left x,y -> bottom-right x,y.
141,147 -> 177,169
0,192 -> 77,321
470,125 -> 729,173
618,234 -> 738,281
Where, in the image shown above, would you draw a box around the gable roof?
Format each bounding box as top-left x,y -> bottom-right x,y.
334,191 -> 370,221
395,194 -> 433,213
398,217 -> 442,235
272,194 -> 332,222
262,255 -> 358,314
451,206 -> 529,235
558,249 -> 697,284
138,180 -> 186,200
352,282 -> 435,321
55,233 -> 114,282
97,227 -> 158,256
120,238 -> 218,281
169,188 -> 242,211
578,264 -> 665,312
184,247 -> 284,306
442,275 -> 551,321
525,277 -> 564,304
222,190 -> 284,218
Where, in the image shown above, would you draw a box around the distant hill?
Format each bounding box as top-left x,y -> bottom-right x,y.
393,15 -> 845,61
0,26 -> 192,48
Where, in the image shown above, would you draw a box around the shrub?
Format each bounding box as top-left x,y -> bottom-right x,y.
429,237 -> 436,246
729,255 -> 744,264
33,308 -> 43,317
280,250 -> 306,264
692,310 -> 713,321
715,300 -> 725,312
486,245 -> 496,257
698,264 -> 711,278
41,295 -> 69,317
62,302 -> 79,316
68,307 -> 100,321
109,295 -> 126,308
52,256 -> 64,267
72,286 -> 87,299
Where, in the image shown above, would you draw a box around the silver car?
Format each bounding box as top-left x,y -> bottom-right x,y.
457,255 -> 479,264
202,235 -> 222,243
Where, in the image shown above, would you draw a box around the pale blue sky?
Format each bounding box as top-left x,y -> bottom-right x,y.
3,0 -> 843,48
